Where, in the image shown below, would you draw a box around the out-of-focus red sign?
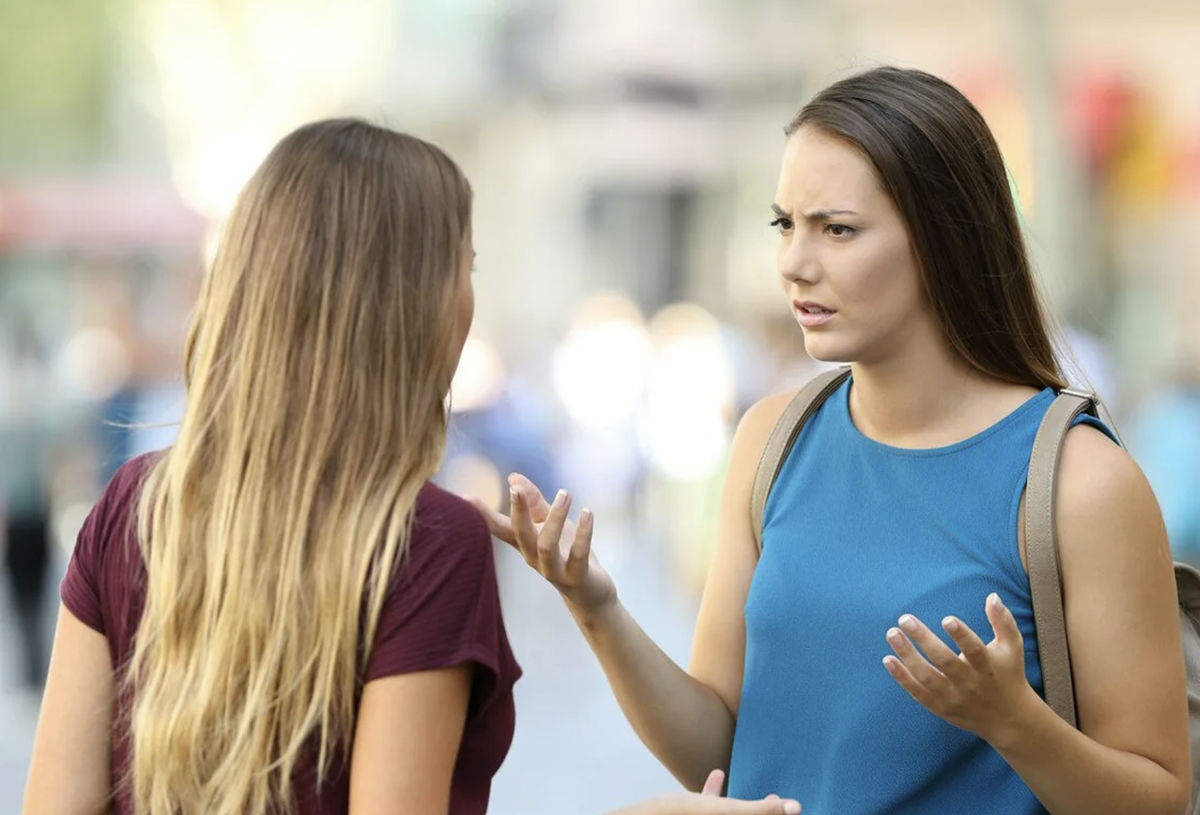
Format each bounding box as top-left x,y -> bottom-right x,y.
0,177 -> 209,248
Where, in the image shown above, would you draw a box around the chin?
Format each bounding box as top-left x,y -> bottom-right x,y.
799,333 -> 854,366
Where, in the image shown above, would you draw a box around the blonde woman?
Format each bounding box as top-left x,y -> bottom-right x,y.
21,120 -> 801,815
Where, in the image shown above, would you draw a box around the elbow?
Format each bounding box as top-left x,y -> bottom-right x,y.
1155,769 -> 1191,815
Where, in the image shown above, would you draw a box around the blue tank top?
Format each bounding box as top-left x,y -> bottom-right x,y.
728,378 -> 1108,814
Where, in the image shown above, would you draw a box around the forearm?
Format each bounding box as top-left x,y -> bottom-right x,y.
993,694 -> 1188,815
570,599 -> 736,790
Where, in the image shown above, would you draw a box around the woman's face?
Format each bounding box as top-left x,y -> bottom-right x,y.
772,125 -> 939,366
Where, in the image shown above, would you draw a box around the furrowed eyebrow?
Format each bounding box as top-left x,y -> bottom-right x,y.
803,208 -> 858,221
771,204 -> 859,220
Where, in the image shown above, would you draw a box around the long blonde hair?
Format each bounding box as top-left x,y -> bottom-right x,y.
128,119 -> 472,815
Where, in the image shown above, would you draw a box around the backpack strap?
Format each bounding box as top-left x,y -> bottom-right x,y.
1025,387 -> 1102,727
750,366 -> 852,554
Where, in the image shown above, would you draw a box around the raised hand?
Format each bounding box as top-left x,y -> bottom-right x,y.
471,474 -> 617,615
617,769 -> 800,815
882,592 -> 1042,745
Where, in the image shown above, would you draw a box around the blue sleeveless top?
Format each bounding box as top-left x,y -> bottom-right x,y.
728,379 -> 1108,814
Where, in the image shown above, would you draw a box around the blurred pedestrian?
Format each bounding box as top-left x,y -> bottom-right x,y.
0,320 -> 54,691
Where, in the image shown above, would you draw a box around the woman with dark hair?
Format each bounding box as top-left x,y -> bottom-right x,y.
479,67 -> 1190,814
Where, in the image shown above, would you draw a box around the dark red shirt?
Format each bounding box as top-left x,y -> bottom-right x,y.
60,453 -> 521,815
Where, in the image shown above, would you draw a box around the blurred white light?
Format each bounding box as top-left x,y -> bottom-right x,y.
58,328 -> 132,400
638,303 -> 736,481
551,293 -> 652,430
450,338 -> 507,414
552,319 -> 652,430
139,0 -> 394,220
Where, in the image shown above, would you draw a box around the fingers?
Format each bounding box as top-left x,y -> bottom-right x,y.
508,473 -> 552,522
882,652 -> 938,709
941,615 -> 989,668
565,507 -> 594,582
720,797 -> 801,815
468,497 -> 516,546
536,489 -> 572,579
701,769 -> 725,796
509,486 -> 542,565
985,593 -> 1022,648
898,614 -> 963,672
886,616 -> 954,689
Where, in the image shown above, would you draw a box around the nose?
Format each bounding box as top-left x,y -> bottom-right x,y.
778,231 -> 819,286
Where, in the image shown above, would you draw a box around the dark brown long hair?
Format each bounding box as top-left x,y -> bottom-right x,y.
787,66 -> 1067,391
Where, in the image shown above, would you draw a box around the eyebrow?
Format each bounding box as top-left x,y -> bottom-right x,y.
771,204 -> 859,220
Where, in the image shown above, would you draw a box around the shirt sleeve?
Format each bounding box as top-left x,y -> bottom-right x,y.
60,495 -> 108,634
365,486 -> 519,713
59,455 -> 155,635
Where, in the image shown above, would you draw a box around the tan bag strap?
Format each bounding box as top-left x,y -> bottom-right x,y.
751,367 -> 852,553
1026,388 -> 1105,727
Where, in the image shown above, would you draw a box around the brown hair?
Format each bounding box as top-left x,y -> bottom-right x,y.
129,118 -> 472,814
787,66 -> 1067,390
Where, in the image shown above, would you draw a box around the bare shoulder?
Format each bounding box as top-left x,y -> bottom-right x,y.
1056,423 -> 1171,565
731,389 -> 802,462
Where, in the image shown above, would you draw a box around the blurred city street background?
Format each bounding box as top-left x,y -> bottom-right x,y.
3,0 -> 1200,812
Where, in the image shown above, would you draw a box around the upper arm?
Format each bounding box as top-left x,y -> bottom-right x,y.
689,390 -> 797,718
1057,425 -> 1190,783
349,665 -> 471,815
23,605 -> 114,815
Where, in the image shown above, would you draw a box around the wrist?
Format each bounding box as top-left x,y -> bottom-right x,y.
567,592 -> 622,631
984,685 -> 1055,755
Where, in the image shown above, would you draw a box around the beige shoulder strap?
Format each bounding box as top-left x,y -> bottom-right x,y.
750,367 -> 852,553
1026,388 -> 1101,727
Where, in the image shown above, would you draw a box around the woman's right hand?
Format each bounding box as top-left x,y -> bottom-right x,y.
617,770 -> 800,815
470,474 -> 617,615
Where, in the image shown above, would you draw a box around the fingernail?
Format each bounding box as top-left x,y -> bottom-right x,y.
943,616 -> 959,632
988,592 -> 1001,609
784,801 -> 801,815
886,628 -> 903,645
510,488 -> 520,508
898,614 -> 917,632
553,489 -> 568,508
580,508 -> 593,526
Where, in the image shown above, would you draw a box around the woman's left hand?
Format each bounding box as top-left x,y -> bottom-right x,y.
883,592 -> 1042,746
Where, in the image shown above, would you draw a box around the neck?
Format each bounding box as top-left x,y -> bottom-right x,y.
847,337 -> 998,446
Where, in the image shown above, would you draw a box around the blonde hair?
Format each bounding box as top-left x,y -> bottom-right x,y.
128,119 -> 472,815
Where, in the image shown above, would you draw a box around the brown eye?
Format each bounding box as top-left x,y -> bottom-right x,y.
824,223 -> 857,238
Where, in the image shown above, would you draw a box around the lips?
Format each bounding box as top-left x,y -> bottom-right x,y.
793,300 -> 836,328
794,300 -> 835,315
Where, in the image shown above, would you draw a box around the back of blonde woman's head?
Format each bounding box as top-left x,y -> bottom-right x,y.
129,119 -> 473,815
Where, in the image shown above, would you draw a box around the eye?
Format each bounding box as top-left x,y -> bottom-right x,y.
824,223 -> 857,238
769,217 -> 794,234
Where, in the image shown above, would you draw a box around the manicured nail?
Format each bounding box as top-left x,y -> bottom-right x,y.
898,615 -> 917,633
552,489 -> 569,508
510,488 -> 520,508
988,592 -> 1001,609
943,616 -> 959,633
784,801 -> 801,815
580,508 -> 593,526
887,628 -> 904,645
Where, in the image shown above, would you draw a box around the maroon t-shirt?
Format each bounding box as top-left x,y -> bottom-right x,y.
60,453 -> 521,815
